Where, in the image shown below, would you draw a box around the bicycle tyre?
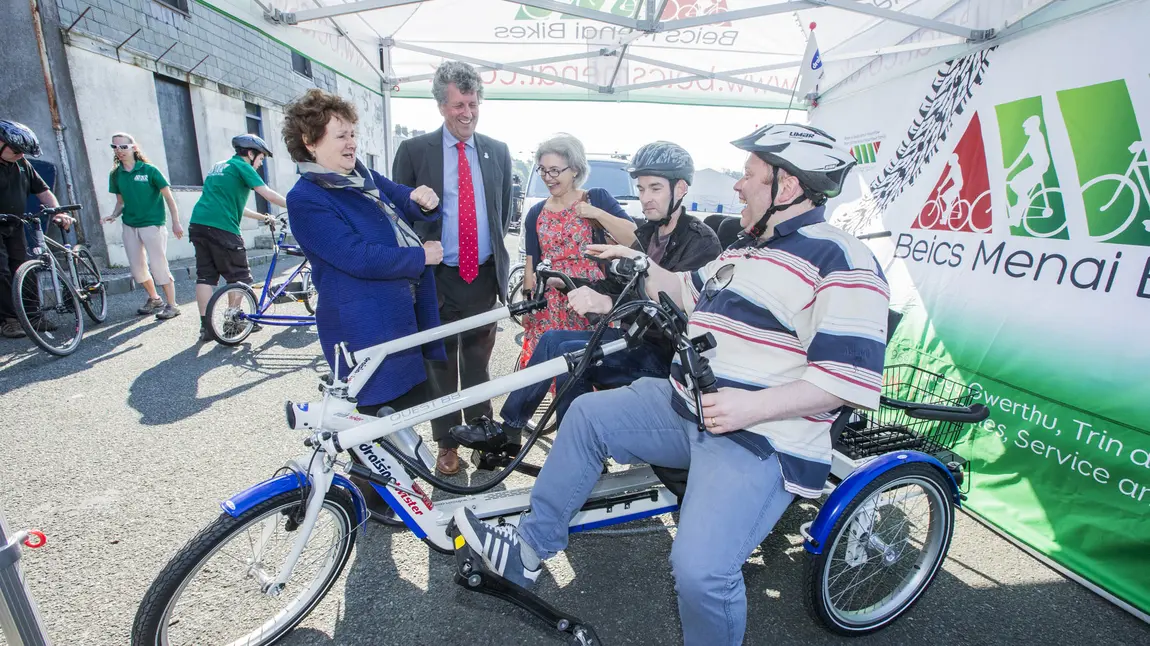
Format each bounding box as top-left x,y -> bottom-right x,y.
75,246 -> 107,323
300,266 -> 316,315
13,259 -> 84,357
507,265 -> 526,326
803,463 -> 954,636
206,283 -> 258,345
131,487 -> 358,646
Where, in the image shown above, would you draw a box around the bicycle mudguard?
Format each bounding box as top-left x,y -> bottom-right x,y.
219,470 -> 367,527
803,451 -> 960,556
450,524 -> 601,645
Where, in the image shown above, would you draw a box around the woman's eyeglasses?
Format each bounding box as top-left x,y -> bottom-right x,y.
110,144 -> 133,151
536,165 -> 570,179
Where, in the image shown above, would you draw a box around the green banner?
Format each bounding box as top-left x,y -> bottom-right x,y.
887,307 -> 1150,614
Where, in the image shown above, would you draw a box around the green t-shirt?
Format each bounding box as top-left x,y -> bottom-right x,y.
189,156 -> 266,235
108,161 -> 170,228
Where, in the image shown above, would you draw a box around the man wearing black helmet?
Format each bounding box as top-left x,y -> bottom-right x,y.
454,124 -> 890,646
0,120 -> 73,339
449,141 -> 720,449
188,134 -> 288,342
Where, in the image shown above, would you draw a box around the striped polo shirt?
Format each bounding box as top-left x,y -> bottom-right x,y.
669,206 -> 890,498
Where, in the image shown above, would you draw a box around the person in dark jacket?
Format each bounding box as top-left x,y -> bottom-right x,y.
451,141 -> 719,449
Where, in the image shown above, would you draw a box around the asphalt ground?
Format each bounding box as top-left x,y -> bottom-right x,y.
0,252 -> 1146,646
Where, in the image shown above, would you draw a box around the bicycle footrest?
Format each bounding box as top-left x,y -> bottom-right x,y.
468,447 -> 542,478
449,521 -> 601,645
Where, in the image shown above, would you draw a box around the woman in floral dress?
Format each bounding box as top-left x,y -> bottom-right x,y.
520,133 -> 635,360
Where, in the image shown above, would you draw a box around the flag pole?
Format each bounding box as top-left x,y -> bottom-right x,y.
785,22 -> 817,123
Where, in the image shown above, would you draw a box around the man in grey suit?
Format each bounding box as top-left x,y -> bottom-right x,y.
393,60 -> 513,475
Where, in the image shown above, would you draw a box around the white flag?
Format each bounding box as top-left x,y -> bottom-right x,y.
797,30 -> 825,103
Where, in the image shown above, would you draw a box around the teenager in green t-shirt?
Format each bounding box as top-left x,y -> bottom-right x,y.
188,134 -> 287,342
102,133 -> 183,320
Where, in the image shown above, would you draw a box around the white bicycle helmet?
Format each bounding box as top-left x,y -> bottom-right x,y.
730,123 -> 856,237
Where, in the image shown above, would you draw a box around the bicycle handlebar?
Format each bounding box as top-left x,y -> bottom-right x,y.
0,204 -> 81,223
881,398 -> 990,423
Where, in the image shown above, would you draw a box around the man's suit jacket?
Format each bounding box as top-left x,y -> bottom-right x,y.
393,128 -> 513,301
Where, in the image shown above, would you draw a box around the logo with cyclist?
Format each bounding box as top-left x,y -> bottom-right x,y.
913,112 -> 992,233
915,78 -> 1150,246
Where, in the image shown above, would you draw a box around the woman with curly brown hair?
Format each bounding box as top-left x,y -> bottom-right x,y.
283,88 -> 446,518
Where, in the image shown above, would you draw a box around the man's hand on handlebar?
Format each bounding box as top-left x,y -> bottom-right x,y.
566,286 -> 613,316
699,388 -> 766,435
52,213 -> 74,231
584,243 -> 643,261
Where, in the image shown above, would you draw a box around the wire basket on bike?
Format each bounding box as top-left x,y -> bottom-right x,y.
837,364 -> 978,460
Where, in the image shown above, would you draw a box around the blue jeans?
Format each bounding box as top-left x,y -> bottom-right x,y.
500,328 -> 669,442
517,377 -> 795,646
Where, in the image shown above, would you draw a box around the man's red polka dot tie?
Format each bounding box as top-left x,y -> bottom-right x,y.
456,141 -> 479,284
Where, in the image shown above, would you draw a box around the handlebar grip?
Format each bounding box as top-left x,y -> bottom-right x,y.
537,269 -> 577,293
52,204 -> 83,213
901,403 -> 989,423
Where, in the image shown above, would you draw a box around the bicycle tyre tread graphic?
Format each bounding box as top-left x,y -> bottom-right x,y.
803,463 -> 954,636
13,260 -> 84,356
131,488 -> 358,646
833,49 -> 996,236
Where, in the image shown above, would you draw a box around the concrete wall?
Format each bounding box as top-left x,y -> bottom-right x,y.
54,0 -> 337,105
1,0 -> 105,254
8,0 -> 387,266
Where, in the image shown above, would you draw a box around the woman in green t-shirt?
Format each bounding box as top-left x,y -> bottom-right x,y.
102,133 -> 184,320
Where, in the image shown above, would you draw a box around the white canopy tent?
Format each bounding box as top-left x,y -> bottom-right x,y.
199,0 -> 1120,163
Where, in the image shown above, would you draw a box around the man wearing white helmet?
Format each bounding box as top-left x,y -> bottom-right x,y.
454,124 -> 890,645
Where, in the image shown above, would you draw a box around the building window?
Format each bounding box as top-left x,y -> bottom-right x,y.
154,75 -> 202,186
245,101 -> 270,214
155,0 -> 190,13
291,52 -> 313,79
365,153 -> 378,172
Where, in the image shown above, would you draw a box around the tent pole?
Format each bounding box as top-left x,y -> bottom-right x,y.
380,39 -> 395,173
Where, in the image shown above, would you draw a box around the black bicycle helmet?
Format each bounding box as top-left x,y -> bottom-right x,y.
730,123 -> 855,238
628,141 -> 694,186
232,134 -> 273,158
628,141 -> 695,220
0,120 -> 42,157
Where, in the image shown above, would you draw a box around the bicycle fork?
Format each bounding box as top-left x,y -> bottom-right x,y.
263,456 -> 336,596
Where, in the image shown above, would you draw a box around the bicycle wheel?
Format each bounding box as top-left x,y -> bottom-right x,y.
914,199 -> 942,230
131,487 -> 358,646
207,283 -> 258,346
13,260 -> 84,357
1080,173 -> 1140,242
803,463 -> 954,636
1021,187 -> 1067,238
75,246 -> 107,323
300,266 -> 316,315
507,265 -> 526,326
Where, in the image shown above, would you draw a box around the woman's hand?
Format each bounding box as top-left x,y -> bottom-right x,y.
584,244 -> 643,261
423,240 -> 443,265
410,185 -> 440,211
574,201 -> 607,222
172,222 -> 185,240
101,215 -> 116,224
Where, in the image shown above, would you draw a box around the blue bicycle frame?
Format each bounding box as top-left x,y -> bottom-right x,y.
246,223 -> 315,328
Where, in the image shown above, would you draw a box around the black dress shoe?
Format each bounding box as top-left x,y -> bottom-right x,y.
449,416 -> 514,451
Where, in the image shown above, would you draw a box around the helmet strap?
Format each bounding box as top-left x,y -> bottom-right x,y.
748,172 -> 805,240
